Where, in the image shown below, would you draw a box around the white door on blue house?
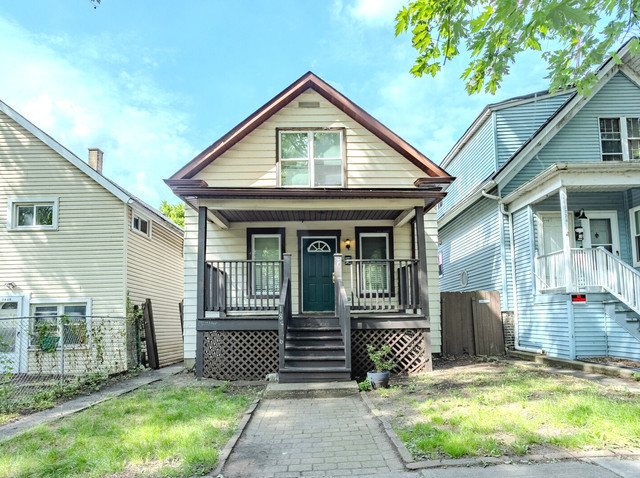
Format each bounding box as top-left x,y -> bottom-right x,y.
538,213 -> 570,255
0,296 -> 27,374
582,211 -> 620,256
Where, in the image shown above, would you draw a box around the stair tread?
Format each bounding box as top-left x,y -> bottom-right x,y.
286,345 -> 344,350
280,366 -> 351,372
287,325 -> 342,332
285,355 -> 346,360
287,335 -> 343,340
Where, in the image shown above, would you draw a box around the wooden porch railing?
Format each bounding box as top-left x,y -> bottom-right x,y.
346,259 -> 420,311
278,254 -> 292,370
205,260 -> 283,312
334,254 -> 351,371
535,247 -> 640,316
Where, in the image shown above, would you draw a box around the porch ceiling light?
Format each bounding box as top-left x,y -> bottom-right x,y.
575,209 -> 588,220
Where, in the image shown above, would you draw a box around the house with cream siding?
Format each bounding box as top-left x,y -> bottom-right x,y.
167,72 -> 454,382
439,40 -> 640,362
0,98 -> 184,374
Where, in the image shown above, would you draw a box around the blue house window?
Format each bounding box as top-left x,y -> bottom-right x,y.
599,117 -> 640,161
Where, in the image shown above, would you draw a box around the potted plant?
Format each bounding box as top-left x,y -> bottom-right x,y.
366,344 -> 396,389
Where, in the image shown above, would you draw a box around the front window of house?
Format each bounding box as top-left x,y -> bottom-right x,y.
279,130 -> 344,187
7,198 -> 58,230
31,303 -> 88,348
599,117 -> 640,161
356,227 -> 393,295
248,229 -> 284,296
630,206 -> 640,266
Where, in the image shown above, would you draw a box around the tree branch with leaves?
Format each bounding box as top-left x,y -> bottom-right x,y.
396,0 -> 640,95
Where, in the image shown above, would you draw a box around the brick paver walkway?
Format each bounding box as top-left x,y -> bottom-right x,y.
221,396 -> 408,477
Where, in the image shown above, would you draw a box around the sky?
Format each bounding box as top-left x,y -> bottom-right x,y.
0,0 -> 553,208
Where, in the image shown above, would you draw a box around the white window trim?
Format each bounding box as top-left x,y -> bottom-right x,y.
7,197 -> 59,231
597,116 -> 640,162
131,211 -> 152,239
278,129 -> 345,188
29,298 -> 92,350
629,205 -> 640,267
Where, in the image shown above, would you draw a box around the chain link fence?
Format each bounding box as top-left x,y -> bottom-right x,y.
0,315 -> 144,420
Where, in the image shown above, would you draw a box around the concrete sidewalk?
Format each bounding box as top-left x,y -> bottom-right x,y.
0,363 -> 183,441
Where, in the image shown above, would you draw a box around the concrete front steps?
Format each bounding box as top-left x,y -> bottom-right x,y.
264,380 -> 359,399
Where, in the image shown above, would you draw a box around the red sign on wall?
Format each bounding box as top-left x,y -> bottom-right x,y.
571,294 -> 587,303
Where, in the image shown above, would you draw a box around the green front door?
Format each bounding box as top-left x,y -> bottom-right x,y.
301,237 -> 336,312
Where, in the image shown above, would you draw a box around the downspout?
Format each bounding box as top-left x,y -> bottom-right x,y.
481,189 -> 542,354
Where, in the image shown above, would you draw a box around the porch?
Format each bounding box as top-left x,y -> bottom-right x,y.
185,190 -> 440,382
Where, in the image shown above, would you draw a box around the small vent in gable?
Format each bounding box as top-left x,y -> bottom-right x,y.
298,101 -> 320,108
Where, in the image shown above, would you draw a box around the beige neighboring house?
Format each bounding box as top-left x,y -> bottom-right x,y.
0,98 -> 184,374
167,72 -> 454,382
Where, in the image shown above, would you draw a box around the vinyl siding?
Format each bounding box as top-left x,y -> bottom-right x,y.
0,110 -> 126,319
513,208 -> 572,358
193,89 -> 427,188
495,93 -> 571,168
126,207 -> 184,367
439,197 -> 509,308
182,212 -> 442,359
574,301 -> 608,358
504,72 -> 640,195
438,119 -> 495,217
606,311 -> 640,361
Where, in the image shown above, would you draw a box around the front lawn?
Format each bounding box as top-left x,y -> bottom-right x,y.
0,384 -> 256,477
369,358 -> 640,460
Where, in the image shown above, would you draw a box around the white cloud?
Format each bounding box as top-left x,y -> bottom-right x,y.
346,0 -> 406,26
0,17 -> 195,207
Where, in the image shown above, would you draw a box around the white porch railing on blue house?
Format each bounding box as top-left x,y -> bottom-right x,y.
535,247 -> 640,316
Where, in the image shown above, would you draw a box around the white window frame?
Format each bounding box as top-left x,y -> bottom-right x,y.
598,117 -> 640,162
277,129 -> 345,188
29,299 -> 92,350
358,232 -> 391,294
7,197 -> 59,231
629,205 -> 640,266
132,211 -> 152,239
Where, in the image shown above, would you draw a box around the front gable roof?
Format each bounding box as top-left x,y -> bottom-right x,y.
493,39 -> 640,188
169,71 -> 453,182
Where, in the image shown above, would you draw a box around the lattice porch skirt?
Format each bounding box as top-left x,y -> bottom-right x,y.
201,328 -> 429,380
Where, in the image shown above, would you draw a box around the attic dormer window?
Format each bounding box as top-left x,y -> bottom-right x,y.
599,117 -> 640,161
278,129 -> 344,187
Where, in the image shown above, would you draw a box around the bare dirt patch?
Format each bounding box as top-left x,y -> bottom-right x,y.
582,357 -> 640,370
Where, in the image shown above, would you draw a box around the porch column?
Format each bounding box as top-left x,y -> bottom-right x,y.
559,187 -> 574,292
414,206 -> 430,315
195,206 -> 207,378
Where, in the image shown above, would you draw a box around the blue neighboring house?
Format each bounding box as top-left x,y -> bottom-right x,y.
438,40 -> 640,362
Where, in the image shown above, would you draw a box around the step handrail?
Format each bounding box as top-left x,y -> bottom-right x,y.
335,254 -> 351,371
571,247 -> 640,315
278,254 -> 292,371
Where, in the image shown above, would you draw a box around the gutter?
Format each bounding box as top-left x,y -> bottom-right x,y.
481,188 -> 542,355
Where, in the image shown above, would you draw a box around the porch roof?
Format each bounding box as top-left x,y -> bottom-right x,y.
502,162 -> 640,212
167,180 -> 446,227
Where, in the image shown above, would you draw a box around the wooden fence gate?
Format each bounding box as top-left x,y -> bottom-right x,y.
441,291 -> 504,356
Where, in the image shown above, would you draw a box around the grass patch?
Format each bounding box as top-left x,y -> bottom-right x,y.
0,370 -> 141,425
0,384 -> 255,477
379,363 -> 640,459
